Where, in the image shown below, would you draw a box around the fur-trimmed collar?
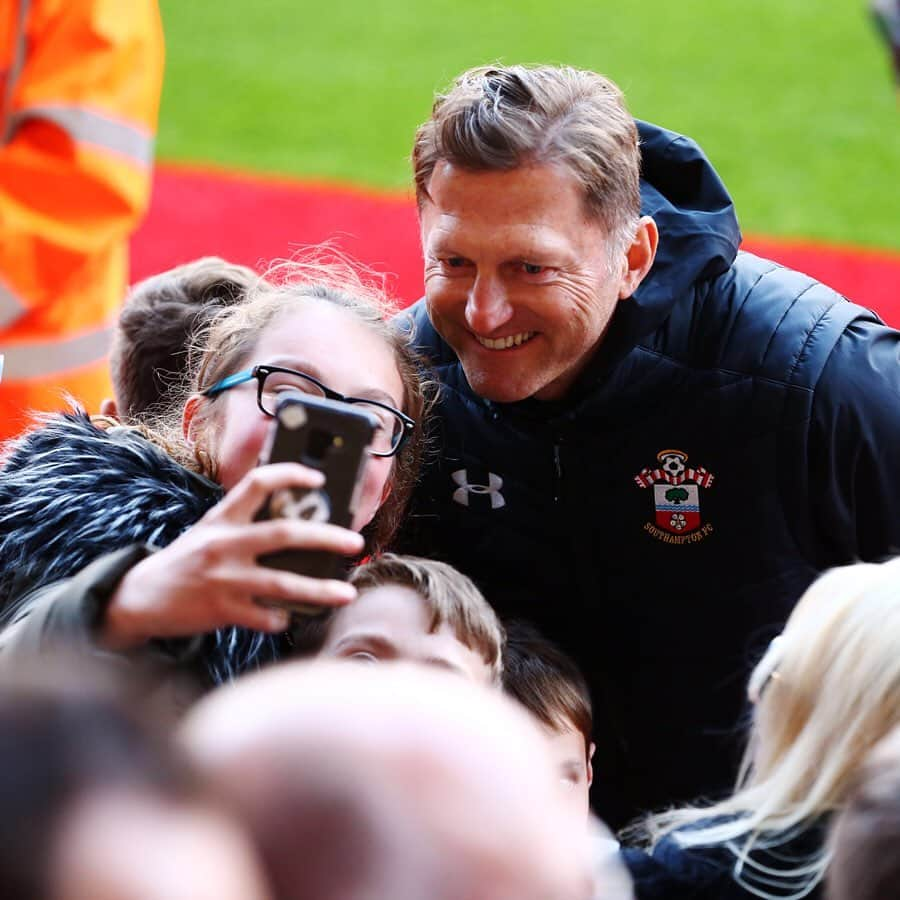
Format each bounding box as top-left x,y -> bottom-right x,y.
0,412 -> 222,607
0,413 -> 290,684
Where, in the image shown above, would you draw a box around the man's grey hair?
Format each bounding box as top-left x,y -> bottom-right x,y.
413,64 -> 641,258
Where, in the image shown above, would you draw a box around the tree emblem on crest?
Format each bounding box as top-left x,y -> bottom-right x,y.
634,449 -> 715,543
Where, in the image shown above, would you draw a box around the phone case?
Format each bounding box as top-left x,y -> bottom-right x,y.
255,393 -> 377,608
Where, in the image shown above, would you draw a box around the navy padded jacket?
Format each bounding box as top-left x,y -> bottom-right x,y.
395,120 -> 900,829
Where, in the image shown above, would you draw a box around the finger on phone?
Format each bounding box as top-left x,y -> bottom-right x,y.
217,463 -> 326,521
219,598 -> 291,634
240,519 -> 365,557
240,567 -> 357,606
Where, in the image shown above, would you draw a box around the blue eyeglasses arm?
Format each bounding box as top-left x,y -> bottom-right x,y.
203,368 -> 255,396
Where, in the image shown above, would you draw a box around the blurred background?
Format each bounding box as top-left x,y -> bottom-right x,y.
135,0 -> 900,314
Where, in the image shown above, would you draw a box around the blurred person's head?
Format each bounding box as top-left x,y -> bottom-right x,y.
106,257 -> 258,422
413,64 -> 657,404
183,257 -> 431,554
503,620 -> 594,818
180,659 -> 594,900
52,788 -> 268,900
827,726 -> 900,900
0,661 -> 267,900
305,553 -> 504,686
639,557 -> 900,896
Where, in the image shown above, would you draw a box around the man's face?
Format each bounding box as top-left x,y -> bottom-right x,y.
420,161 -> 637,403
318,584 -> 494,686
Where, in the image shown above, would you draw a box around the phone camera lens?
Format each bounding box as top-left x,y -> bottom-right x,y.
306,429 -> 333,461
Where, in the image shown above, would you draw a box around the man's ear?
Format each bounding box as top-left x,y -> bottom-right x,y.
586,741 -> 596,788
617,215 -> 658,299
182,395 -> 203,444
99,398 -> 118,418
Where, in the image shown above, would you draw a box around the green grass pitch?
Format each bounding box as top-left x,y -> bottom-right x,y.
157,0 -> 899,250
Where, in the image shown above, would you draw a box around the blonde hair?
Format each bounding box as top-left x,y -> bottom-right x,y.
413,64 -> 641,256
349,554 -> 505,686
638,558 -> 900,897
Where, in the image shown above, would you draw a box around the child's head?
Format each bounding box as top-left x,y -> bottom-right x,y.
108,257 -> 257,421
0,660 -> 267,900
185,260 -> 431,554
503,621 -> 594,817
310,554 -> 504,687
181,660 -> 595,900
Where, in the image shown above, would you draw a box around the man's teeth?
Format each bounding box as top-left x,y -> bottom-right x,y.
475,331 -> 536,350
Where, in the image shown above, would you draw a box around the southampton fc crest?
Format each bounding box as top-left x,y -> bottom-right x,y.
634,449 -> 715,544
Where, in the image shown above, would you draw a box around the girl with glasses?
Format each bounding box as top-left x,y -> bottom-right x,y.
0,260 -> 430,697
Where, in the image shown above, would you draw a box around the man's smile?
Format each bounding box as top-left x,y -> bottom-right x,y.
472,331 -> 537,350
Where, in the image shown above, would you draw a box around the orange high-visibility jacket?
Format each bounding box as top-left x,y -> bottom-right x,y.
0,0 -> 164,440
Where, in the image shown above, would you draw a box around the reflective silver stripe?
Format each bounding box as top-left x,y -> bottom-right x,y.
7,105 -> 154,166
1,324 -> 113,380
1,0 -> 30,142
0,277 -> 26,330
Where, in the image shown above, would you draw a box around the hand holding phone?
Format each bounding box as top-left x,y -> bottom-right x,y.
255,393 -> 377,611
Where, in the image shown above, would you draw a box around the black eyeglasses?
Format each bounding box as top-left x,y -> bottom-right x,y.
202,364 -> 415,458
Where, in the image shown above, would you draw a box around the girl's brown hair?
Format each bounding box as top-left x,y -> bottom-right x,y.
185,257 -> 433,555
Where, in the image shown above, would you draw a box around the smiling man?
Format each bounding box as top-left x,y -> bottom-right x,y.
396,64 -> 900,829
419,159 -> 655,404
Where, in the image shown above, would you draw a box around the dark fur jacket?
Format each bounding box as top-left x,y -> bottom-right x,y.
0,412 -> 281,683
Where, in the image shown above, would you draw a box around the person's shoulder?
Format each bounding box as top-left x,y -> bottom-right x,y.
0,412 -> 221,606
720,252 -> 865,324
394,299 -> 459,369
626,818 -> 829,900
665,252 -> 883,388
2,410 -> 104,464
622,833 -> 733,900
713,256 -> 900,435
0,413 -> 122,509
652,830 -> 729,873
1,412 -> 217,501
394,300 -> 489,413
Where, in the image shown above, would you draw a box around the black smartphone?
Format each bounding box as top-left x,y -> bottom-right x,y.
255,392 -> 377,612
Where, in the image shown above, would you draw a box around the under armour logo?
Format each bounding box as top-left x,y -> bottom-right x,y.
451,469 -> 506,509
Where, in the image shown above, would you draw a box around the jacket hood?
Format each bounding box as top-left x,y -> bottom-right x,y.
621,120 -> 741,342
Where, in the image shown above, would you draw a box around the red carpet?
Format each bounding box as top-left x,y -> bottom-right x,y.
132,162 -> 900,322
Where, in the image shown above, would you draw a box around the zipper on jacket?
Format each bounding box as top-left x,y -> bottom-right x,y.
553,439 -> 563,503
